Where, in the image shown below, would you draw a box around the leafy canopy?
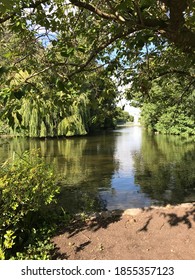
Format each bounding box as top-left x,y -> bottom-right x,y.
0,0 -> 194,82
0,0 -> 194,136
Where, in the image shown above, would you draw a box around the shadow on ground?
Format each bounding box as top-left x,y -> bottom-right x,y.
58,213 -> 123,238
160,208 -> 195,228
52,203 -> 195,260
137,203 -> 195,232
52,212 -> 122,259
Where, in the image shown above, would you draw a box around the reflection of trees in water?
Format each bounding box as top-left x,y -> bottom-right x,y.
1,133 -> 118,212
133,132 -> 195,205
0,139 -> 11,163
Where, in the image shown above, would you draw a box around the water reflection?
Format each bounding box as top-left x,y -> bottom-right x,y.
0,134 -> 118,213
133,131 -> 195,205
0,127 -> 195,212
99,126 -> 154,210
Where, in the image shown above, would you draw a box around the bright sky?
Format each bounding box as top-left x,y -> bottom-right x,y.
118,97 -> 141,123
117,83 -> 141,123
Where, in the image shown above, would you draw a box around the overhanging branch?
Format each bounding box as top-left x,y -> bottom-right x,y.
69,0 -> 125,22
67,29 -> 135,78
153,70 -> 195,80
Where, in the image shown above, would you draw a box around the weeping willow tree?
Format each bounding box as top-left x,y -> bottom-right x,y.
0,45 -> 118,138
58,93 -> 90,136
0,25 -> 119,138
3,68 -> 117,138
11,93 -> 90,138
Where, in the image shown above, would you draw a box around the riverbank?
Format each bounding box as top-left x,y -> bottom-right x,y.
52,202 -> 195,260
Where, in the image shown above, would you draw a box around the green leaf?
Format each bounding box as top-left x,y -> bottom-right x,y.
148,36 -> 154,41
3,52 -> 12,58
60,48 -> 74,57
77,46 -> 86,53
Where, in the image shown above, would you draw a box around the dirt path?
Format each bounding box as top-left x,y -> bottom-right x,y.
52,202 -> 195,260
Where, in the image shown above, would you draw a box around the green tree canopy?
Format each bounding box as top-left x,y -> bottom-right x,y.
1,0 -> 194,81
0,0 -> 194,137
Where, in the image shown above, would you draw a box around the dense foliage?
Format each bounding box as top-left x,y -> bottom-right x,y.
0,0 -> 194,136
0,150 -> 63,259
138,79 -> 195,137
0,27 -> 119,137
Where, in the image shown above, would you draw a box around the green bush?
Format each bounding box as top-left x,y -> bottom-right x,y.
0,150 -> 60,259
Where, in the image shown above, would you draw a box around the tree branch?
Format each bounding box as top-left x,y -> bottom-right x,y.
67,29 -> 134,78
69,0 -> 195,52
24,66 -> 51,83
133,0 -> 144,26
20,29 -> 133,83
154,70 -> 195,80
69,0 -> 125,22
169,0 -> 187,30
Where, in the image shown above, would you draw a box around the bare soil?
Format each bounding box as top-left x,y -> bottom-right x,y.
52,202 -> 195,260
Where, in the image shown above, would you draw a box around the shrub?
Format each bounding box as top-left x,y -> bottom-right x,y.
0,150 -> 60,259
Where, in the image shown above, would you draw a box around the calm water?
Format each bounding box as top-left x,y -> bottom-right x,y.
0,126 -> 195,213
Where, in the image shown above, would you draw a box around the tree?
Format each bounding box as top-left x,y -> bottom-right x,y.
1,0 -> 194,51
0,18 -> 121,137
135,66 -> 195,137
0,1 -> 194,80
0,0 -> 194,136
114,107 -> 134,124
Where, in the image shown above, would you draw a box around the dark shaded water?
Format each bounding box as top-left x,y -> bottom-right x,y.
0,126 -> 195,213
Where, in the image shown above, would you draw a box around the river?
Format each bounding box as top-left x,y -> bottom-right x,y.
0,126 -> 195,213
